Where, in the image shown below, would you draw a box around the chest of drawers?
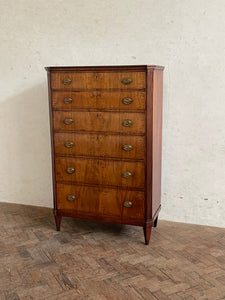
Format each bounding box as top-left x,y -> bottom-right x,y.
46,65 -> 164,245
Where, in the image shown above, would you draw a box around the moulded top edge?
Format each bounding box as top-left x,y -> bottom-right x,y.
45,65 -> 164,71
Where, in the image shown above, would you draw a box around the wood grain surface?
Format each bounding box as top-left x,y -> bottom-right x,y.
51,71 -> 146,90
54,132 -> 145,160
53,111 -> 146,134
52,90 -> 146,110
56,183 -> 145,220
55,157 -> 145,189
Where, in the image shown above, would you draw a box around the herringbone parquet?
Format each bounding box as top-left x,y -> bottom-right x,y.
0,202 -> 225,300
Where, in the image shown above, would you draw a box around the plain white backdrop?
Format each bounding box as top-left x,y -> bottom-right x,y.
0,0 -> 225,227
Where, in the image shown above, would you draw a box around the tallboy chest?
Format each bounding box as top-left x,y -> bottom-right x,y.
46,65 -> 164,245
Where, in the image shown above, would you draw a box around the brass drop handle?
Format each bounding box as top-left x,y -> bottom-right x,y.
123,201 -> 132,208
122,97 -> 133,105
63,97 -> 72,104
122,78 -> 132,85
122,171 -> 132,178
62,78 -> 72,85
122,119 -> 132,127
64,118 -> 73,125
122,144 -> 133,151
67,195 -> 76,201
65,141 -> 74,148
66,167 -> 75,174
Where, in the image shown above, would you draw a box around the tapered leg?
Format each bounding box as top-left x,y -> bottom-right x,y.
153,216 -> 158,228
143,226 -> 152,245
54,214 -> 62,231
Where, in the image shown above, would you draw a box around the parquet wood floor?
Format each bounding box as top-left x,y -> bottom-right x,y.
0,202 -> 225,300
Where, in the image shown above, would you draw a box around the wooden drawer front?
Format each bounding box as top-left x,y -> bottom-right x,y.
55,157 -> 145,189
53,111 -> 145,134
52,91 -> 146,110
54,133 -> 145,160
51,72 -> 146,90
56,184 -> 145,220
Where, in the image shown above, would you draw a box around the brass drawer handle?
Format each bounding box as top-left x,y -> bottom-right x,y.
62,78 -> 72,85
123,201 -> 132,208
122,119 -> 132,127
65,141 -> 74,148
63,97 -> 72,104
122,97 -> 133,105
64,118 -> 73,125
66,167 -> 75,174
122,144 -> 133,151
122,78 -> 132,85
67,195 -> 76,201
122,171 -> 132,178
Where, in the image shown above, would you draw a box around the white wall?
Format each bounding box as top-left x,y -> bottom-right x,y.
0,0 -> 225,227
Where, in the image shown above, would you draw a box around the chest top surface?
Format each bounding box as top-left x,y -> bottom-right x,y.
45,65 -> 164,71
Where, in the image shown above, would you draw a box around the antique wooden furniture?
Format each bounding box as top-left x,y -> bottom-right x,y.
46,65 -> 164,245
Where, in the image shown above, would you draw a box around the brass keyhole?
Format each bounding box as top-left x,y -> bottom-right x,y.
94,93 -> 101,97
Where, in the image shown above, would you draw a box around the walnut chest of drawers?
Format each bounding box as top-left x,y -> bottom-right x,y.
46,65 -> 164,245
